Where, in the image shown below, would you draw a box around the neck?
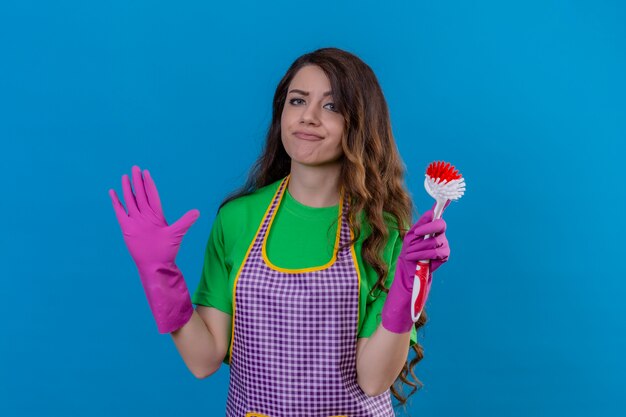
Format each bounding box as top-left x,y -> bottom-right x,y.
287,160 -> 342,208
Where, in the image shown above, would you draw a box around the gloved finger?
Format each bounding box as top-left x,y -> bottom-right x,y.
430,256 -> 449,273
169,208 -> 200,238
132,165 -> 150,214
109,188 -> 128,226
122,174 -> 140,217
412,218 -> 446,238
407,209 -> 434,235
404,235 -> 446,252
143,169 -> 164,217
402,238 -> 435,254
403,245 -> 449,262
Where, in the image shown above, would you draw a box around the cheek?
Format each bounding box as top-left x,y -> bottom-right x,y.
327,130 -> 344,156
281,105 -> 297,123
330,121 -> 344,145
280,105 -> 292,127
332,138 -> 343,155
280,111 -> 290,144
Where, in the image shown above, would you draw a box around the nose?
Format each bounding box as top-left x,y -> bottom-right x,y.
299,103 -> 321,125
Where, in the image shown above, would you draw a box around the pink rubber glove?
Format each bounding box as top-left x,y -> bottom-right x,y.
381,201 -> 450,333
109,165 -> 200,334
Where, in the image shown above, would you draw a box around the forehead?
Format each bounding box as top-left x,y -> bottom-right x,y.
288,65 -> 332,92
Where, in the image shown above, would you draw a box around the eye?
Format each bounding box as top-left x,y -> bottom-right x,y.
324,102 -> 338,112
289,98 -> 305,105
288,98 -> 339,113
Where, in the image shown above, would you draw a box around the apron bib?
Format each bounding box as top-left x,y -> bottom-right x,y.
225,174 -> 395,417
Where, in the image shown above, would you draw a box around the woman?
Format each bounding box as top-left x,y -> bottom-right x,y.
109,47 -> 450,417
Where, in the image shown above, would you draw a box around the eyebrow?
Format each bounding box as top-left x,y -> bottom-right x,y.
288,89 -> 333,97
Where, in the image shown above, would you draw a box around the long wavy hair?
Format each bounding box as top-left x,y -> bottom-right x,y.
218,47 -> 427,410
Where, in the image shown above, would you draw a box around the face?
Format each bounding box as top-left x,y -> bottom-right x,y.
281,65 -> 345,167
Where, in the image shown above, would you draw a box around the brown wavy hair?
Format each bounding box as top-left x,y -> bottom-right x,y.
218,47 -> 427,410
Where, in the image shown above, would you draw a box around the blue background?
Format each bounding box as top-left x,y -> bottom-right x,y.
1,0 -> 624,416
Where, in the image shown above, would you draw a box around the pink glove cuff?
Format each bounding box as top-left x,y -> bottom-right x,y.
137,262 -> 194,334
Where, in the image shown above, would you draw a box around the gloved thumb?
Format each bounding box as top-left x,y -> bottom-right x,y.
170,209 -> 200,237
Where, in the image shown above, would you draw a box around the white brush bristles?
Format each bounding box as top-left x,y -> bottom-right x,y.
425,175 -> 466,201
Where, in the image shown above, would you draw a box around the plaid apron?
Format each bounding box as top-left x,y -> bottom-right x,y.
225,174 -> 395,417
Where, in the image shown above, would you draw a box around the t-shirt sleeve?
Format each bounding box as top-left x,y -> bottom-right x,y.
358,230 -> 418,347
190,208 -> 233,315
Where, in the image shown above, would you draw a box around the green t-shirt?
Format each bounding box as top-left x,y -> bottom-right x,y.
191,177 -> 417,365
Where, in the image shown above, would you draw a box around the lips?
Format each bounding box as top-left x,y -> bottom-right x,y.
294,131 -> 323,141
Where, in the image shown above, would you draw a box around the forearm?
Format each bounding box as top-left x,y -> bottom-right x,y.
170,309 -> 222,379
356,323 -> 411,397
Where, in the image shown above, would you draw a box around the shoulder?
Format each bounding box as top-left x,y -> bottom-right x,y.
219,177 -> 284,218
356,209 -> 401,240
216,177 -> 285,238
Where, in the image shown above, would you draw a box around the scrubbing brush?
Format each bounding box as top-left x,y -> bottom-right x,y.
411,161 -> 466,322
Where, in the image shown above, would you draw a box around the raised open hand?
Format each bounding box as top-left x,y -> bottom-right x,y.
108,165 -> 198,333
109,165 -> 200,270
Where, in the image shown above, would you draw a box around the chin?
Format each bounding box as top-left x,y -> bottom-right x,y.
292,157 -> 343,168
